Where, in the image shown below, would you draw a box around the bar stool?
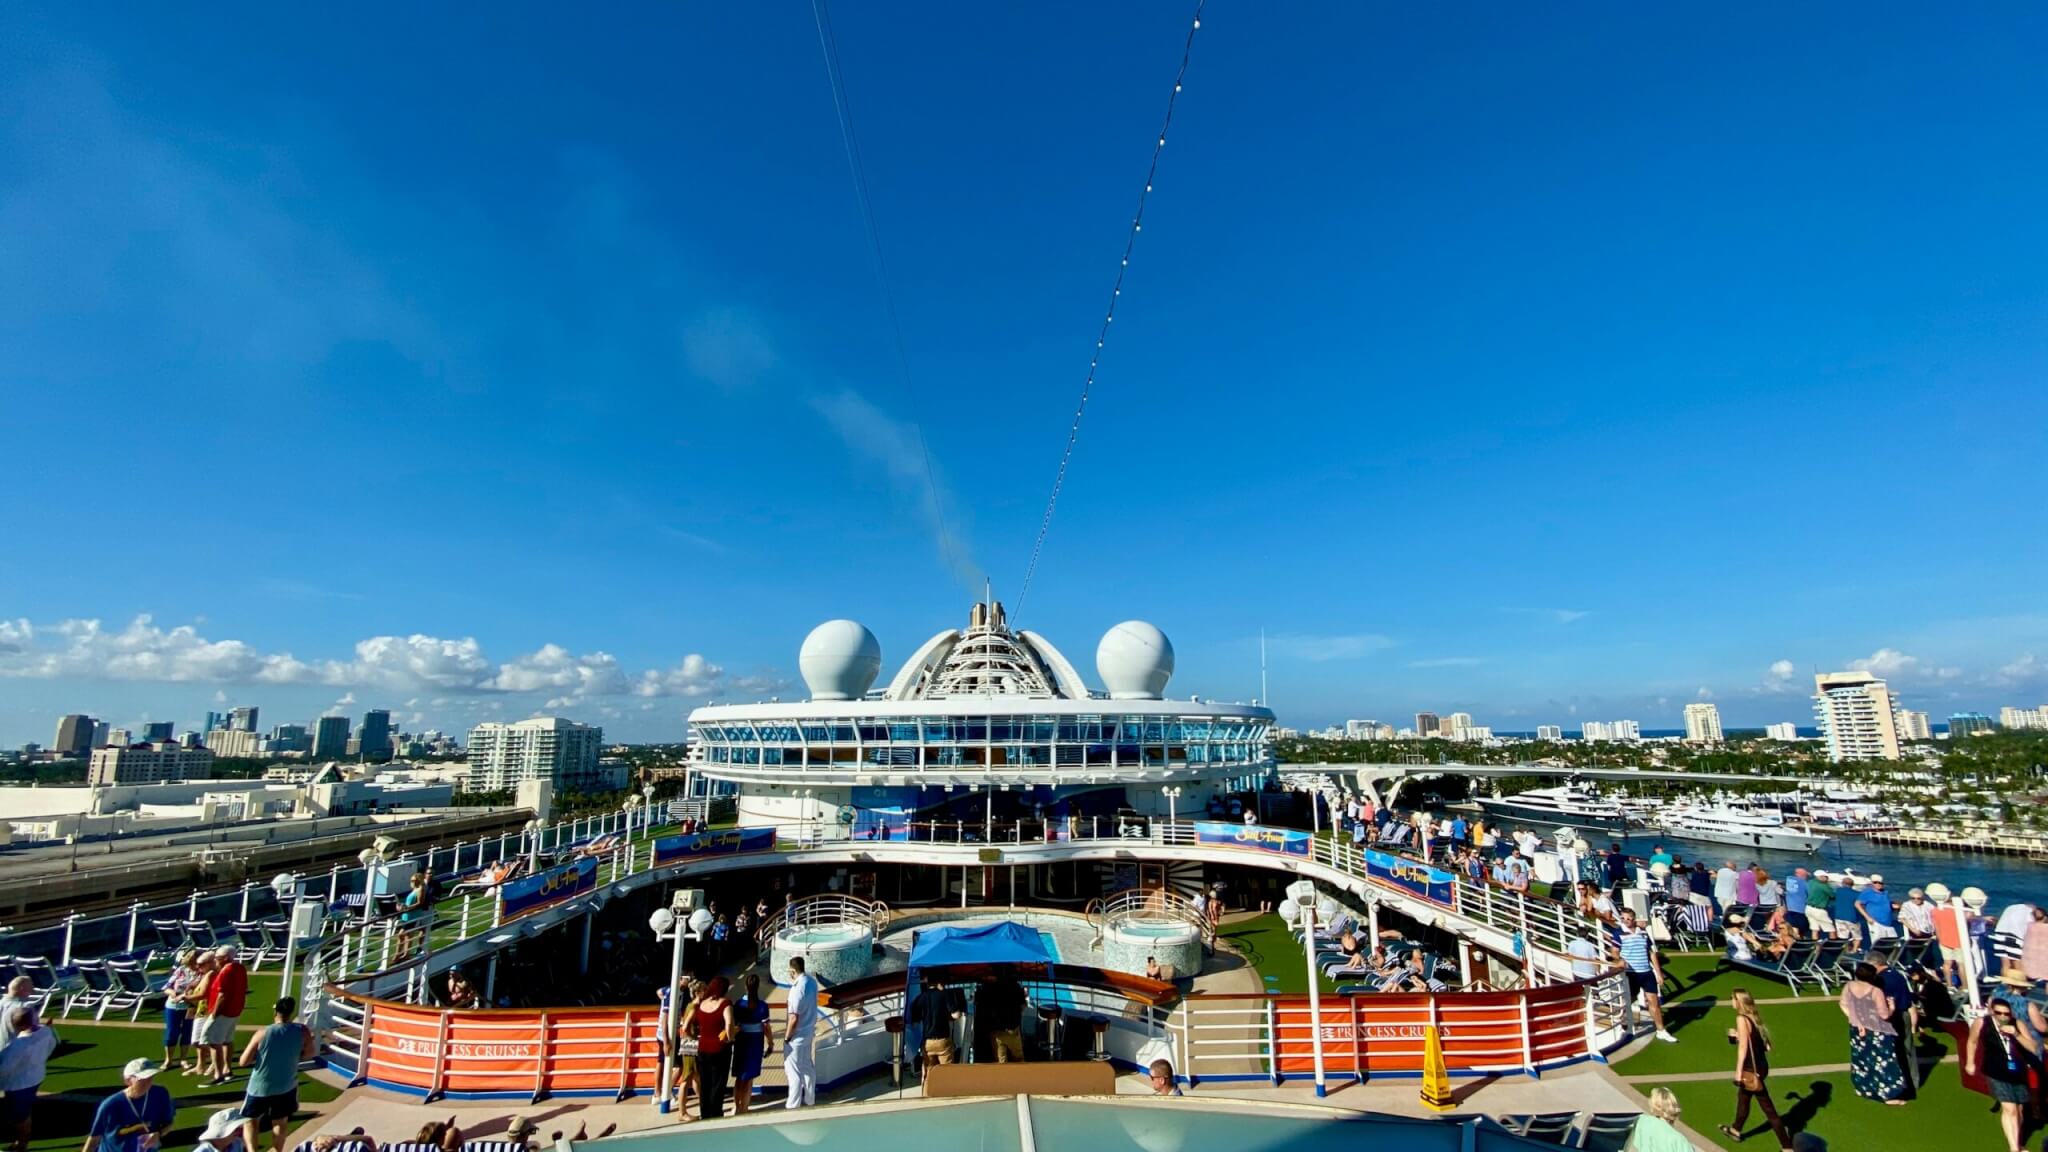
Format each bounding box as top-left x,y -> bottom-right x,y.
885,1016 -> 906,1087
1038,1004 -> 1064,1060
1088,1014 -> 1111,1061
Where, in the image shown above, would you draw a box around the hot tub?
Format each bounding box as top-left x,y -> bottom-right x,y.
1100,918 -> 1202,980
770,920 -> 877,986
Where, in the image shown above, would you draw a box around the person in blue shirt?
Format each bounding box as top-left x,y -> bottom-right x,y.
1783,868 -> 1811,932
1448,816 -> 1468,845
1831,880 -> 1863,943
84,1059 -> 174,1152
1857,878 -> 1897,949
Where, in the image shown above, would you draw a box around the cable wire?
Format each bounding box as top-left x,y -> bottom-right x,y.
811,0 -> 963,584
1015,1 -> 1206,616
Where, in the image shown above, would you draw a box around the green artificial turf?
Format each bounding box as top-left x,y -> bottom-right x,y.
1613,991 -> 1995,1151
27,1021 -> 339,1152
1215,914 -> 1340,995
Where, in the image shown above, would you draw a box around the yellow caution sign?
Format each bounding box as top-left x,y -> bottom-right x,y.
1419,1024 -> 1455,1113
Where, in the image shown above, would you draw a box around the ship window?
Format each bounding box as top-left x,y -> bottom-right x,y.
802,724 -> 830,742
889,722 -> 919,742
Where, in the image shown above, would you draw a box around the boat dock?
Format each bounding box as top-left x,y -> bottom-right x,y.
1865,825 -> 2048,859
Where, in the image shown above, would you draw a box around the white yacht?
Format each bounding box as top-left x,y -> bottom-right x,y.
1476,781 -> 1629,834
1655,804 -> 1832,853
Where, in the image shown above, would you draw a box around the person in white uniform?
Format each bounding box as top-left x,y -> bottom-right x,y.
782,957 -> 819,1109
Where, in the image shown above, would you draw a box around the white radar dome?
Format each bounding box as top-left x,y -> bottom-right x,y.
1096,620 -> 1174,700
799,620 -> 882,701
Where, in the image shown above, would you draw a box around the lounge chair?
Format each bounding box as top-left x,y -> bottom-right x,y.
1779,939 -> 1835,996
1726,938 -> 1813,994
1576,1112 -> 1639,1151
151,920 -> 189,954
101,959 -> 163,1022
62,960 -> 114,1018
1498,1112 -> 1578,1145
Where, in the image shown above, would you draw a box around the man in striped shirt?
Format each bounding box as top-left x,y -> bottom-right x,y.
1616,909 -> 1677,1042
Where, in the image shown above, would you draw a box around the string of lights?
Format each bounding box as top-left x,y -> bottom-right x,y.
1015,1 -> 1206,616
810,0 -> 962,583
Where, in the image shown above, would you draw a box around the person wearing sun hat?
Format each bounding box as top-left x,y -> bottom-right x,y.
196,1107 -> 246,1152
83,1059 -> 175,1152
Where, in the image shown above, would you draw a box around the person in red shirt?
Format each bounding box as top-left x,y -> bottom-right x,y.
197,947 -> 248,1086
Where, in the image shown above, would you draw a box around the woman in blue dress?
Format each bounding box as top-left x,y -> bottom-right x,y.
731,973 -> 772,1114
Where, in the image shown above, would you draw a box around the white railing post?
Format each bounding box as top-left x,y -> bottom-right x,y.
60,913 -> 80,965
1519,991 -> 1536,1074
126,902 -> 144,952
187,890 -> 202,920
239,881 -> 255,920
328,864 -> 342,902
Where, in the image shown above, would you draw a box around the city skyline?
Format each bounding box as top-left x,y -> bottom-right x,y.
3,5 -> 2045,743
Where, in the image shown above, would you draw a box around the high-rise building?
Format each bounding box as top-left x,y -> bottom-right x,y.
89,742 -> 214,786
204,711 -> 229,733
1536,725 -> 1563,741
230,706 -> 260,733
142,722 -> 175,744
1765,722 -> 1800,741
1443,712 -> 1474,739
53,714 -> 97,758
1344,719 -> 1378,739
1683,702 -> 1724,744
105,727 -> 131,748
358,709 -> 395,762
465,718 -> 606,792
1999,706 -> 2048,731
1813,672 -> 1902,762
1949,712 -> 1995,738
1893,709 -> 1932,741
1581,721 -> 1612,741
1414,712 -> 1440,738
1612,719 -> 1641,742
91,720 -> 111,748
204,728 -> 264,758
311,715 -> 352,760
268,724 -> 311,753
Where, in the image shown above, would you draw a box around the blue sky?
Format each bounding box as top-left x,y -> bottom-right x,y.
4,4 -> 2046,745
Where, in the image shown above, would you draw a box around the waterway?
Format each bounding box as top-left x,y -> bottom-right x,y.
1603,831 -> 2047,911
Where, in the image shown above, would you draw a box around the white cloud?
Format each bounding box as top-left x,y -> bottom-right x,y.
1551,609 -> 1592,625
0,614 -> 771,703
1696,686 -> 1713,699
1268,633 -> 1396,663
1998,653 -> 2043,686
635,654 -> 727,698
486,644 -> 630,698
1408,657 -> 1485,669
1765,660 -> 1797,689
1848,648 -> 1919,677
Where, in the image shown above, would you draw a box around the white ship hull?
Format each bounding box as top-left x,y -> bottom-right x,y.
1655,816 -> 1830,854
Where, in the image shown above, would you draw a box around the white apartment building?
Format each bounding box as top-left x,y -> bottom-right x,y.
1999,706 -> 2048,731
466,717 -> 609,793
1344,719 -> 1378,739
204,728 -> 265,759
1765,722 -> 1800,741
1813,672 -> 1901,762
1443,712 -> 1474,739
1536,725 -> 1563,741
1683,703 -> 1723,744
88,742 -> 217,787
1894,709 -> 1933,741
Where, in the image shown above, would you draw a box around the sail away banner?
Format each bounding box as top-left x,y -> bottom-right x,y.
499,857 -> 598,921
1363,849 -> 1456,906
1193,821 -> 1311,857
653,826 -> 777,866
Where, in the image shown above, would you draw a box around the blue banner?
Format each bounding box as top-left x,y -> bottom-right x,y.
499,856 -> 598,921
653,825 -> 777,865
1192,821 -> 1311,857
1363,848 -> 1456,907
